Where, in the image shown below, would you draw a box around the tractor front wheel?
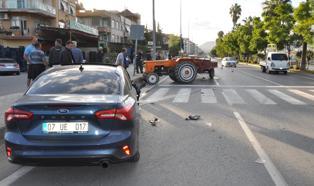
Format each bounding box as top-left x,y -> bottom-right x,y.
145,73 -> 159,85
174,62 -> 197,84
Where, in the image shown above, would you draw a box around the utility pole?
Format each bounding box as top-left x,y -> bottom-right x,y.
152,0 -> 157,60
180,0 -> 184,53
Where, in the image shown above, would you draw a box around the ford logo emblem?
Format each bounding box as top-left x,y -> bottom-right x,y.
58,109 -> 69,113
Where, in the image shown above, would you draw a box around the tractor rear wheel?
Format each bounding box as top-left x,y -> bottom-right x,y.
174,62 -> 197,84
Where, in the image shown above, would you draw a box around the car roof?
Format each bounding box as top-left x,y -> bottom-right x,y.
43,64 -> 121,75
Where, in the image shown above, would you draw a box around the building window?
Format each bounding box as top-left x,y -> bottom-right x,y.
111,20 -> 115,29
17,0 -> 25,8
11,17 -> 21,28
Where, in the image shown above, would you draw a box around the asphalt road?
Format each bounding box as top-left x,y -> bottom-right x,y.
0,64 -> 313,186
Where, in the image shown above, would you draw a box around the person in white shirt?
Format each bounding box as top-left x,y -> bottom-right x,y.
115,48 -> 127,68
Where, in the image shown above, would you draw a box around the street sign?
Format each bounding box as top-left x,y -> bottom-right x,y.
130,25 -> 145,40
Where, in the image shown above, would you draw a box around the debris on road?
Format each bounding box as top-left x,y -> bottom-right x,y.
149,118 -> 159,126
185,115 -> 201,121
255,158 -> 266,164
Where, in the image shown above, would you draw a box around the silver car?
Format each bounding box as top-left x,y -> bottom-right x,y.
0,58 -> 20,75
221,57 -> 237,68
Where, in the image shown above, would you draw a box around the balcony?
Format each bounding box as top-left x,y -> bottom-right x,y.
0,0 -> 56,17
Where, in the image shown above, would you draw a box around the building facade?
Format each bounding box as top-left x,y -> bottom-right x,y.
0,0 -> 97,48
77,9 -> 141,49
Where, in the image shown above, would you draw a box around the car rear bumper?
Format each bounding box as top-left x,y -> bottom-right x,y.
0,68 -> 20,73
5,131 -> 138,166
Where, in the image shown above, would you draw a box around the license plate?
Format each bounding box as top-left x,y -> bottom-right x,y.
43,122 -> 88,133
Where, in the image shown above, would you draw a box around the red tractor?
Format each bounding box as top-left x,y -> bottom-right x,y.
144,57 -> 218,85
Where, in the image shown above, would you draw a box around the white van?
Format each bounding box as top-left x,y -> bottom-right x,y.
260,52 -> 289,74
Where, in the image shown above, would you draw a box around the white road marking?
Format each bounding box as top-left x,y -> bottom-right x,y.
269,90 -> 306,105
159,85 -> 314,89
288,89 -> 314,101
206,122 -> 212,127
0,166 -> 34,186
246,89 -> 276,105
222,89 -> 245,105
238,70 -> 282,86
233,112 -> 288,186
201,89 -> 217,103
173,88 -> 191,103
214,79 -> 220,86
145,88 -> 169,102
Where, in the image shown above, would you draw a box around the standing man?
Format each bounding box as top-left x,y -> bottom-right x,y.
60,40 -> 74,65
27,43 -> 47,86
71,41 -> 83,64
136,50 -> 144,74
48,39 -> 64,67
24,36 -> 38,87
115,48 -> 127,68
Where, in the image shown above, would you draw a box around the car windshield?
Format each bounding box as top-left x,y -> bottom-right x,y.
225,57 -> 236,61
271,54 -> 288,61
26,67 -> 121,95
0,59 -> 15,63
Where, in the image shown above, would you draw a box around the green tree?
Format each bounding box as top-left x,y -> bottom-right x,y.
168,34 -> 181,57
229,3 -> 242,28
237,17 -> 254,61
262,0 -> 295,50
294,0 -> 314,70
249,17 -> 268,53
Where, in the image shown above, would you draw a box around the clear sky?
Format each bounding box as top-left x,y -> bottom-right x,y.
80,0 -> 304,45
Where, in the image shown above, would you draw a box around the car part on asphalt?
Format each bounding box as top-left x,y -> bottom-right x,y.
185,115 -> 201,121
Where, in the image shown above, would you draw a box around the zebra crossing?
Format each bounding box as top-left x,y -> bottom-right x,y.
144,88 -> 314,105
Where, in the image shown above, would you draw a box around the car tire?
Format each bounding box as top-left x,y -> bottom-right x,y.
146,73 -> 159,85
174,62 -> 197,84
261,66 -> 266,73
129,152 -> 140,162
283,71 -> 288,75
16,72 -> 20,75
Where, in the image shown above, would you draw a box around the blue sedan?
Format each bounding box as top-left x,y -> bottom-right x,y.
4,64 -> 142,167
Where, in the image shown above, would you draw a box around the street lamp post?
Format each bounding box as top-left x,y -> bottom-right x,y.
152,0 -> 157,60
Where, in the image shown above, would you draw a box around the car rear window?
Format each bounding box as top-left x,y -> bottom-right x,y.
271,54 -> 288,61
27,67 -> 121,95
0,59 -> 15,63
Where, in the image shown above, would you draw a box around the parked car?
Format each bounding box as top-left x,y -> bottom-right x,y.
4,64 -> 143,167
0,58 -> 20,75
221,57 -> 237,67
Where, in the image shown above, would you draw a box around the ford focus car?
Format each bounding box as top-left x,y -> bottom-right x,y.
4,64 -> 141,167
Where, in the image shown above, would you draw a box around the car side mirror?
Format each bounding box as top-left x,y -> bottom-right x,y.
267,57 -> 271,61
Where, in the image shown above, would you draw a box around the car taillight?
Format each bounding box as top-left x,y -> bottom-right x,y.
15,64 -> 20,68
5,107 -> 33,123
0,64 -> 5,67
95,99 -> 135,121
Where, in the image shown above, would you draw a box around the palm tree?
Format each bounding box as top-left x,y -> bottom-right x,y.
229,3 -> 242,28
